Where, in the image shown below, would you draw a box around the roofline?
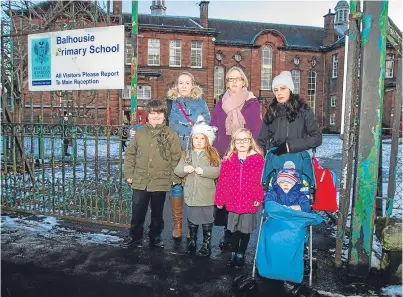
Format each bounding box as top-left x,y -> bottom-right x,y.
251,29 -> 288,45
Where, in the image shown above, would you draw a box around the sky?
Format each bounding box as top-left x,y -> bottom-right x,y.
120,0 -> 403,31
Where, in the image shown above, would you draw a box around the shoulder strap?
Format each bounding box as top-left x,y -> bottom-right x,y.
177,102 -> 193,126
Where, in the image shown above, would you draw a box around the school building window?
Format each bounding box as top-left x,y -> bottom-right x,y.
125,38 -> 133,65
122,85 -> 131,99
261,45 -> 273,90
169,40 -> 182,67
148,39 -> 160,66
291,70 -> 300,94
330,114 -> 336,126
137,86 -> 152,100
386,54 -> 394,78
332,54 -> 338,78
307,71 -> 316,112
191,41 -> 203,68
214,66 -> 225,100
330,95 -> 336,107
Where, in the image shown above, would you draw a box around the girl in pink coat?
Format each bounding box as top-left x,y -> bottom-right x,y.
214,128 -> 265,268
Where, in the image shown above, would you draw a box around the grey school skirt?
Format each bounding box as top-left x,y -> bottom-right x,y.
185,204 -> 214,225
227,212 -> 257,233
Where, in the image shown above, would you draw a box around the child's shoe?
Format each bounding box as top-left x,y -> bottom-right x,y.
226,252 -> 237,268
235,253 -> 245,268
149,236 -> 164,248
121,237 -> 143,248
219,229 -> 232,250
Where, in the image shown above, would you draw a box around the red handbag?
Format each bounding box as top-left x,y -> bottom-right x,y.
312,156 -> 338,212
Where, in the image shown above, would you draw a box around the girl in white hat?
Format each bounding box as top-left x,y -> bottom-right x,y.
174,116 -> 220,257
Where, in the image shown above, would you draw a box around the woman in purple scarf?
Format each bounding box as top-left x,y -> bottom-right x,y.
210,66 -> 262,250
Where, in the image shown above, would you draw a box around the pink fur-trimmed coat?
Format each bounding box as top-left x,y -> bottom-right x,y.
214,152 -> 265,214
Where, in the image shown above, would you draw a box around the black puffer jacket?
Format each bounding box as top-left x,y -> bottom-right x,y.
258,105 -> 322,153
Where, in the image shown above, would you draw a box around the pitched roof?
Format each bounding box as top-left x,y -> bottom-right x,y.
133,14 -> 324,49
206,18 -> 324,48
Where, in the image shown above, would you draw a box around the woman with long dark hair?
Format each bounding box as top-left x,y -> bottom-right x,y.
258,71 -> 322,155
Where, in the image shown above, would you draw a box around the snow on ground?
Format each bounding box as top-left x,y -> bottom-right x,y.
0,215 -> 123,250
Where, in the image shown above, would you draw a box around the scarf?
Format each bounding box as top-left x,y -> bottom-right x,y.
222,88 -> 249,136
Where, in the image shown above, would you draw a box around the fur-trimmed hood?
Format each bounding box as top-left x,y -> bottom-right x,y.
167,85 -> 203,100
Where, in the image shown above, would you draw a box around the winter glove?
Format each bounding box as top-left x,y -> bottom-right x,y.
184,166 -> 195,173
272,142 -> 288,156
195,167 -> 203,175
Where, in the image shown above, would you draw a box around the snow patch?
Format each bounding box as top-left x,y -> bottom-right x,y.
381,285 -> 403,297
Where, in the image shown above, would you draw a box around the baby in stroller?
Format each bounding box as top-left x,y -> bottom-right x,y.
257,158 -> 322,285
263,161 -> 311,213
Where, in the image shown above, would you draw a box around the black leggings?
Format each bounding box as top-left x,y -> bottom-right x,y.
231,231 -> 251,254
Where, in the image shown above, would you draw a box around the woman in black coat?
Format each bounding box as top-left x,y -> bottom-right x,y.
258,71 -> 322,155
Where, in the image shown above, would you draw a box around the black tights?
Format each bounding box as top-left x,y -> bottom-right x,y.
230,231 -> 250,254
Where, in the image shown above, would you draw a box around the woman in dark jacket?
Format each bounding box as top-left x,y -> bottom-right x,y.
258,71 -> 322,155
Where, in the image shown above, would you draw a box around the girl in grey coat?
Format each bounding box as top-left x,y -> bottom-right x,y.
174,115 -> 220,257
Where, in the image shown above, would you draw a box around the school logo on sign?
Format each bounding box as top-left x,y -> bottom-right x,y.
31,37 -> 52,86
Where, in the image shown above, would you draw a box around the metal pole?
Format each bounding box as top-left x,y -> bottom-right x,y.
348,0 -> 388,273
385,57 -> 402,223
335,0 -> 362,268
131,0 -> 138,119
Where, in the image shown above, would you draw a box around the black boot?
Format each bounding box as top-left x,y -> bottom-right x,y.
186,220 -> 198,255
235,253 -> 245,268
121,236 -> 143,248
219,228 -> 232,250
226,252 -> 237,268
197,223 -> 213,257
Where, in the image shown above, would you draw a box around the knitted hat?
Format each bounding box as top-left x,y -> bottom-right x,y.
272,71 -> 295,93
191,115 -> 217,145
277,170 -> 298,187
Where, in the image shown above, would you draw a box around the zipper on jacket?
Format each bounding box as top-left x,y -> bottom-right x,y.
192,152 -> 200,199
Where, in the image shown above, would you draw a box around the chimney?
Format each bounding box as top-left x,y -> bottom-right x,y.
113,0 -> 120,15
323,9 -> 335,46
199,1 -> 209,28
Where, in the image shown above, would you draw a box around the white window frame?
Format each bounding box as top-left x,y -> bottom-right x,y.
386,54 -> 394,78
122,85 -> 131,99
261,45 -> 273,90
125,38 -> 132,65
308,71 -> 317,112
169,40 -> 182,67
330,95 -> 336,107
291,70 -> 300,94
137,85 -> 152,100
148,39 -> 160,66
332,54 -> 338,78
214,66 -> 225,100
330,114 -> 336,126
191,40 -> 203,68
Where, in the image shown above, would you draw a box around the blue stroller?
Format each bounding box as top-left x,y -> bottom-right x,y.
233,149 -> 323,296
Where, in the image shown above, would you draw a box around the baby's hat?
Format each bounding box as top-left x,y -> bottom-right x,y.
191,115 -> 217,145
277,161 -> 299,187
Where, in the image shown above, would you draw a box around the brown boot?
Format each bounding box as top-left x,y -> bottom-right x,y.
170,196 -> 184,239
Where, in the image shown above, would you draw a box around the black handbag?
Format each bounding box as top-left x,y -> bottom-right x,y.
213,206 -> 228,226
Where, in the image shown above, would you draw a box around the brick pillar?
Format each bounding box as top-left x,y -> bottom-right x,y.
323,9 -> 335,46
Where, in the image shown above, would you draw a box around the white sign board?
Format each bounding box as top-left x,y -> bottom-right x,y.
28,25 -> 125,91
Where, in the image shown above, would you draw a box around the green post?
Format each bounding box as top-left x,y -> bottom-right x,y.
348,0 -> 389,273
131,0 -> 138,118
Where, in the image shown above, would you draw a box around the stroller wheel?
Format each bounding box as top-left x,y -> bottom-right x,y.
307,289 -> 320,297
233,274 -> 257,294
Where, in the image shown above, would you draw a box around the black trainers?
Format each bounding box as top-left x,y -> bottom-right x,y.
149,236 -> 164,248
235,253 -> 245,268
226,252 -> 237,268
121,237 -> 143,248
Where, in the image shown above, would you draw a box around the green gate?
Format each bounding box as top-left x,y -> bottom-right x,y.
1,1 -> 133,226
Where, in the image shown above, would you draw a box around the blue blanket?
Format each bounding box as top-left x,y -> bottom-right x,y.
256,201 -> 323,283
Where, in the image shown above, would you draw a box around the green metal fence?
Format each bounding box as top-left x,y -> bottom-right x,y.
1,1 -> 132,227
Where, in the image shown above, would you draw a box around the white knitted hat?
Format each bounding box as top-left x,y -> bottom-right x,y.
272,71 -> 295,93
191,115 -> 217,145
